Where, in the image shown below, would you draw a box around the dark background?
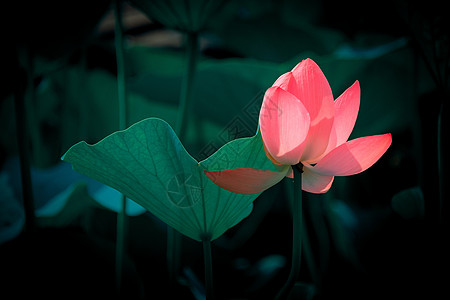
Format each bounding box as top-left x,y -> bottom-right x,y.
0,0 -> 448,299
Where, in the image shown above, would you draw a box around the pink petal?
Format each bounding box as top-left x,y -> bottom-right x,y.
272,71 -> 296,91
286,167 -> 293,178
316,81 -> 360,162
302,166 -> 334,193
288,59 -> 335,162
259,86 -> 310,165
312,133 -> 392,176
332,80 -> 360,147
204,167 -> 289,195
262,141 -> 283,165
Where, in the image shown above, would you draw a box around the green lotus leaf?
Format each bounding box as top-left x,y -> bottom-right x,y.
62,118 -> 264,241
199,130 -> 279,172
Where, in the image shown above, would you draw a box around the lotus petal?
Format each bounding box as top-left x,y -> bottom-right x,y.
312,133 -> 392,176
259,86 -> 310,165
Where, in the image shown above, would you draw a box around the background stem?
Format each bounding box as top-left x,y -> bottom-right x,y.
175,32 -> 199,137
167,31 -> 199,283
115,0 -> 127,131
14,48 -> 35,234
114,0 -> 128,292
167,227 -> 181,284
276,165 -> 303,300
437,98 -> 448,227
203,238 -> 214,300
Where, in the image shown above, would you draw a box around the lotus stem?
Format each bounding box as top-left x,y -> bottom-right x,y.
114,0 -> 127,131
167,227 -> 181,284
437,98 -> 448,225
275,163 -> 303,300
14,49 -> 36,233
175,31 -> 199,138
203,238 -> 215,300
114,0 -> 128,292
168,31 -> 199,283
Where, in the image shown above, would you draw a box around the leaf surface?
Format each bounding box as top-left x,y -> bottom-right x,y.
200,130 -> 279,172
63,118 -> 263,241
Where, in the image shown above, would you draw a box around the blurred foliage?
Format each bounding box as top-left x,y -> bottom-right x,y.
0,0 -> 112,101
129,0 -> 230,32
0,0 -> 448,299
391,186 -> 424,220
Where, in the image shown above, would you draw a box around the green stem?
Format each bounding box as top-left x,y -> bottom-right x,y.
167,227 -> 181,284
438,101 -> 443,224
275,164 -> 303,300
437,98 -> 448,226
20,49 -> 45,167
114,0 -> 128,292
167,31 -> 199,283
14,49 -> 35,233
302,215 -> 320,288
116,195 -> 128,291
175,32 -> 199,138
115,0 -> 127,131
203,238 -> 214,300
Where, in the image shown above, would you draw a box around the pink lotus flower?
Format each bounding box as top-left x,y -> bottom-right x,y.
206,58 -> 392,194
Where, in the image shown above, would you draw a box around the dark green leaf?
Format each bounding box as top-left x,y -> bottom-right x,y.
62,118 -> 262,241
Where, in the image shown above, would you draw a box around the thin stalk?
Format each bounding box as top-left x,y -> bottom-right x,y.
175,32 -> 199,137
275,164 -> 303,300
14,49 -> 35,233
114,0 -> 128,292
438,101 -> 443,224
203,238 -> 214,300
167,31 -> 199,283
115,0 -> 127,131
437,99 -> 448,226
115,195 -> 128,291
302,216 -> 320,288
167,227 -> 181,284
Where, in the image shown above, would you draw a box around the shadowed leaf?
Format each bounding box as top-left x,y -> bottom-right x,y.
63,118 -> 262,241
